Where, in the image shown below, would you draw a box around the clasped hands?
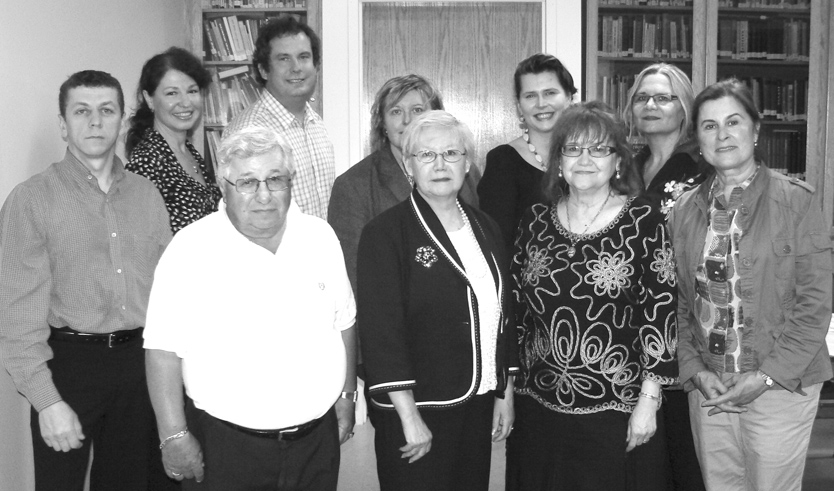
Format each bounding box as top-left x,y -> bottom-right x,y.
693,370 -> 769,416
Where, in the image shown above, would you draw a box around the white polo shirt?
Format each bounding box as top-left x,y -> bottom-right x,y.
144,202 -> 355,429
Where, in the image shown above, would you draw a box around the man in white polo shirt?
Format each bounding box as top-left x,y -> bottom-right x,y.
143,126 -> 357,490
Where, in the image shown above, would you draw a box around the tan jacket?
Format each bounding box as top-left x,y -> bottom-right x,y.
669,166 -> 833,393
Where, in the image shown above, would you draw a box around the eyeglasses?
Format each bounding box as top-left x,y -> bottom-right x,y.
223,175 -> 292,194
411,149 -> 466,164
560,144 -> 616,158
633,94 -> 679,106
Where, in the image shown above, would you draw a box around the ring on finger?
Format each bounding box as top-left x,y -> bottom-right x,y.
172,472 -> 182,477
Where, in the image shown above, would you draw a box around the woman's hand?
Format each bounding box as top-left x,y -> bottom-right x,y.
626,397 -> 658,452
701,371 -> 767,415
492,376 -> 515,442
692,370 -> 747,416
399,413 -> 433,463
389,390 -> 433,463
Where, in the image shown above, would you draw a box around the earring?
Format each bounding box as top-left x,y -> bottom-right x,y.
616,168 -> 621,180
754,140 -> 758,147
698,148 -> 702,156
558,167 -> 563,178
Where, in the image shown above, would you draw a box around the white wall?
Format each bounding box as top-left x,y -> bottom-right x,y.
0,2 -> 188,489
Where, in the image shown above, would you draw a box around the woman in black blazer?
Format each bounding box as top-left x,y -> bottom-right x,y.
357,110 -> 519,491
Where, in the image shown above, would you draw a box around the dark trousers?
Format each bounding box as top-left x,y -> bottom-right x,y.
506,395 -> 669,491
183,401 -> 340,491
370,394 -> 494,491
662,389 -> 706,491
30,335 -> 153,491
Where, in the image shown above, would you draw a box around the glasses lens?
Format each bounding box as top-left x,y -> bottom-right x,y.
561,145 -> 581,157
236,178 -> 258,194
443,150 -> 464,162
265,176 -> 291,191
588,146 -> 611,158
417,151 -> 437,163
654,95 -> 672,104
634,95 -> 650,105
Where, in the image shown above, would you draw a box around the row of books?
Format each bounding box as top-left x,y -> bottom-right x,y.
717,19 -> 809,61
600,1 -> 692,6
718,0 -> 809,8
598,14 -> 692,59
762,129 -> 806,179
736,77 -> 808,121
203,66 -> 261,126
598,74 -> 638,116
202,0 -> 306,8
203,13 -> 304,62
205,130 -> 222,171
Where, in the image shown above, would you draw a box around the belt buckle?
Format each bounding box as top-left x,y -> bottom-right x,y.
108,332 -> 117,348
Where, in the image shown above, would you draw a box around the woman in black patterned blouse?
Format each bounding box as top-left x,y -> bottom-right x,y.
126,47 -> 221,234
506,102 -> 678,491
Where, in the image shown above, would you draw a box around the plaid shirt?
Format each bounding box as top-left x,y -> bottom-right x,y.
224,91 -> 335,219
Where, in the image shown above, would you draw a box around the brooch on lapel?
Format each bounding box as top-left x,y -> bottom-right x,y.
415,246 -> 438,268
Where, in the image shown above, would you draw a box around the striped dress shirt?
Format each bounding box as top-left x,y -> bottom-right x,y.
0,151 -> 171,411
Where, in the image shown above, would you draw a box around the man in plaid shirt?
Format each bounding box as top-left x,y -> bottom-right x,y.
224,16 -> 335,220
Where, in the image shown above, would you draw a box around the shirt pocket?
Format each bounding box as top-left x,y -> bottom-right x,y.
130,234 -> 164,279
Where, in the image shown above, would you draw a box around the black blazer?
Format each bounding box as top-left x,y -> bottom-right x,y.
357,191 -> 520,410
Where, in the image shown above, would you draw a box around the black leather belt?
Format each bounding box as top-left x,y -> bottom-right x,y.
49,326 -> 143,348
217,415 -> 323,441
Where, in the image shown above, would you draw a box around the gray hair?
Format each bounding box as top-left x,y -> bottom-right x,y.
401,110 -> 475,164
217,126 -> 294,178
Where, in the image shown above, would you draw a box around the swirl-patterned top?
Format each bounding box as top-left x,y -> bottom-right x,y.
511,197 -> 679,414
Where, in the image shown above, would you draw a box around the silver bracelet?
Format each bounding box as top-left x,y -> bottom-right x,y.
159,429 -> 188,450
639,392 -> 662,409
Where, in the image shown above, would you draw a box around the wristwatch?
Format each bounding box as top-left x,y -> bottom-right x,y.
340,391 -> 358,402
757,370 -> 774,388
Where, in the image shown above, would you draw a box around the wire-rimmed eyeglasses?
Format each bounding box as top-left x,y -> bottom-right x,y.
410,149 -> 466,164
223,175 -> 293,194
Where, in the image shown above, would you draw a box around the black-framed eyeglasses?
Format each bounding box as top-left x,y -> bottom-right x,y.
560,145 -> 616,158
633,94 -> 679,106
223,175 -> 293,194
411,149 -> 466,164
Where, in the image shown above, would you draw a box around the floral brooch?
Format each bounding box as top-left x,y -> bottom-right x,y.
415,246 -> 438,268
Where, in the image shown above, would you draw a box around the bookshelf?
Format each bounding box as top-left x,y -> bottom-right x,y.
585,0 -> 834,222
184,0 -> 321,167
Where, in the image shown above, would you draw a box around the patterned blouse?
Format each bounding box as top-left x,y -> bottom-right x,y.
694,168 -> 758,373
127,129 -> 222,234
511,197 -> 678,414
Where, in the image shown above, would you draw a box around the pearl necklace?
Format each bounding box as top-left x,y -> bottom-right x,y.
563,192 -> 611,258
522,128 -> 546,170
456,201 -> 488,279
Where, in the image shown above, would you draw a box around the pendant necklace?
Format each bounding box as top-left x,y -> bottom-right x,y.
564,192 -> 611,258
522,128 -> 546,171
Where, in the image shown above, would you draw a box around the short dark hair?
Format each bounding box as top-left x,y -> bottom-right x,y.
692,78 -> 763,162
692,78 -> 761,129
59,70 -> 124,118
253,16 -> 321,86
370,74 -> 444,151
542,101 -> 642,203
126,47 -> 212,156
513,53 -> 577,100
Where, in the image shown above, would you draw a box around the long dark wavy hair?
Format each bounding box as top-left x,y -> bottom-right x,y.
125,47 -> 211,157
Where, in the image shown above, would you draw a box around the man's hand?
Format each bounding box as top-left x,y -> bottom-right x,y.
39,401 -> 85,452
162,433 -> 204,482
335,397 -> 356,445
702,371 -> 768,416
692,370 -> 747,416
